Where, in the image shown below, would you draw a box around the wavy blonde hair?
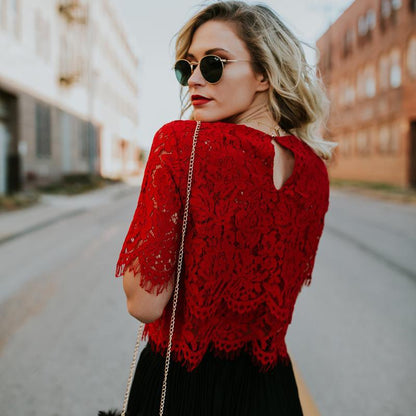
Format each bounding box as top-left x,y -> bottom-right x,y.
173,1 -> 336,160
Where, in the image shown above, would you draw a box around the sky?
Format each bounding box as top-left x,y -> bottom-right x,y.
115,0 -> 355,150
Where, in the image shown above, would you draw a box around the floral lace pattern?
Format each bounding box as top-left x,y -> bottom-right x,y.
116,120 -> 329,371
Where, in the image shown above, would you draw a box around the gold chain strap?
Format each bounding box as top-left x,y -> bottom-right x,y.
121,323 -> 145,416
159,120 -> 201,416
120,121 -> 201,416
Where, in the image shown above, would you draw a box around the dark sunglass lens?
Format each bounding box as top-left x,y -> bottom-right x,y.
174,60 -> 191,86
200,56 -> 223,83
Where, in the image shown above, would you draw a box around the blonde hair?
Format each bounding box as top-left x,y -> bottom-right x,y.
174,1 -> 337,160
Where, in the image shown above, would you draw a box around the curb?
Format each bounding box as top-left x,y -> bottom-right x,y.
330,185 -> 416,205
0,208 -> 86,246
0,182 -> 139,246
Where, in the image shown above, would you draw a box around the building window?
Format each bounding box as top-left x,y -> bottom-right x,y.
379,55 -> 390,91
9,0 -> 20,38
343,28 -> 354,56
390,131 -> 399,153
0,95 -> 9,119
390,65 -> 401,87
79,120 -> 89,159
339,80 -> 356,106
378,122 -> 400,154
390,121 -> 401,153
358,9 -> 376,44
79,121 -> 97,160
380,0 -> 401,30
323,43 -> 332,71
338,80 -> 345,107
357,130 -> 371,155
340,135 -> 353,157
391,0 -> 402,10
381,0 -> 402,14
381,0 -> 392,18
365,76 -> 376,97
35,10 -> 51,62
356,68 -> 366,99
35,102 -> 51,158
364,65 -> 376,97
390,50 -> 402,87
345,82 -> 356,105
407,37 -> 416,78
0,0 -> 6,30
358,15 -> 368,37
380,0 -> 391,30
112,137 -> 125,159
366,9 -> 377,30
378,125 -> 390,153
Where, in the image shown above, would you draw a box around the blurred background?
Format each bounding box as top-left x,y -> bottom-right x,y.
0,1 -> 415,415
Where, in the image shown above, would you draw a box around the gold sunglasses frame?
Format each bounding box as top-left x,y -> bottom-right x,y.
173,54 -> 251,85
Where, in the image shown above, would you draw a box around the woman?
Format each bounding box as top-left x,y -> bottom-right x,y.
115,1 -> 335,415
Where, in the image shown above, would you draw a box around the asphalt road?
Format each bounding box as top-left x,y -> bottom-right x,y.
0,187 -> 415,416
286,189 -> 416,416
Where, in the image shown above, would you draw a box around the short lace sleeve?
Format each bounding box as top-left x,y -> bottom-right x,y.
115,123 -> 182,294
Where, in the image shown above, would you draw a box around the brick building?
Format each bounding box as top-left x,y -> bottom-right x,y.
317,0 -> 416,188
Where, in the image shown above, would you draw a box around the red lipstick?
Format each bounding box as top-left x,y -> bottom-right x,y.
191,95 -> 212,106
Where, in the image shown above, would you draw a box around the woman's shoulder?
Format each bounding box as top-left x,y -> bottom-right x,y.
157,120 -> 198,135
157,120 -> 250,136
282,135 -> 328,173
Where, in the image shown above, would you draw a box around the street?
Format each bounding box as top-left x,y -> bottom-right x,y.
1,186 -> 415,416
286,189 -> 416,416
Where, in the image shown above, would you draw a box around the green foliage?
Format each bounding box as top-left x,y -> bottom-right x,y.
38,174 -> 121,195
0,191 -> 40,212
330,178 -> 416,202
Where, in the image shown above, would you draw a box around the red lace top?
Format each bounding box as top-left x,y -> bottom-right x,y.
116,120 -> 329,371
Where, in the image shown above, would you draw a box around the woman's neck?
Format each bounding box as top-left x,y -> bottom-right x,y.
224,95 -> 280,137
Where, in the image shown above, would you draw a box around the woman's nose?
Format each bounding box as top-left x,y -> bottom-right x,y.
188,63 -> 205,86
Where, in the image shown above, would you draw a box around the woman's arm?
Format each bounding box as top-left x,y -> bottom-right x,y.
122,268 -> 174,323
291,358 -> 321,416
116,123 -> 182,323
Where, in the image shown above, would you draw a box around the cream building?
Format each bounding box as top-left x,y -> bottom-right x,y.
0,0 -> 140,194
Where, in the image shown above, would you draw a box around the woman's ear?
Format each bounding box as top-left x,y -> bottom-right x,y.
256,73 -> 270,92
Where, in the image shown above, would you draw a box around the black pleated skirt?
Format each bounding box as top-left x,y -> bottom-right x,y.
126,343 -> 304,416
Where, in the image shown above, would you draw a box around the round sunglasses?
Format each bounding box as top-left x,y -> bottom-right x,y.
174,55 -> 250,86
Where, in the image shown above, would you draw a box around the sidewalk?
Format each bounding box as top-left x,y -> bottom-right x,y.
330,183 -> 416,205
0,177 -> 141,245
